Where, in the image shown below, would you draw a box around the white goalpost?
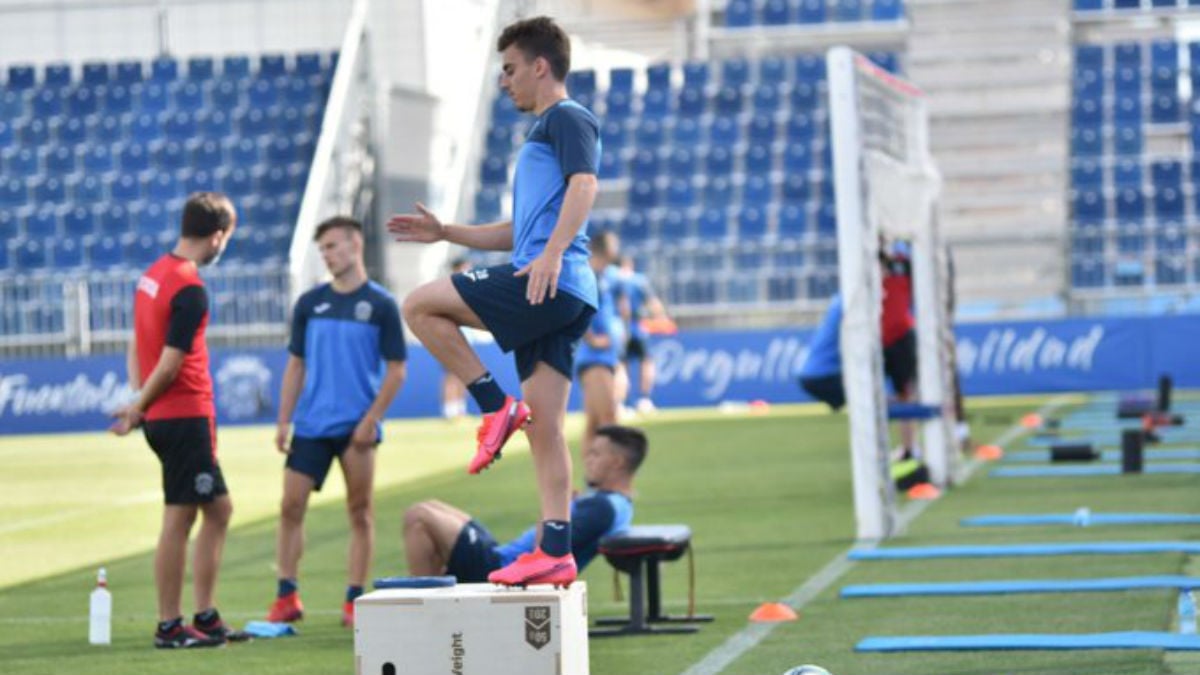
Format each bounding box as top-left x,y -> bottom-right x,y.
827,46 -> 959,541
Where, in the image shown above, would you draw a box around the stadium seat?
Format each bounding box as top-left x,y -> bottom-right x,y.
0,91 -> 26,121
1115,186 -> 1147,222
172,81 -> 205,110
742,175 -> 773,205
1071,126 -> 1103,156
567,69 -> 597,97
642,88 -> 672,119
759,57 -> 788,85
606,89 -> 633,119
782,173 -> 810,203
1113,158 -> 1142,187
1071,256 -> 1105,288
748,114 -> 777,144
762,0 -> 792,24
186,56 -> 215,82
150,57 -> 178,83
745,143 -> 774,176
257,165 -> 291,194
1157,225 -> 1187,253
1116,223 -> 1147,254
32,176 -> 67,205
721,58 -> 751,88
474,187 -> 502,222
248,79 -> 278,108
1113,258 -> 1145,287
677,86 -> 706,117
753,83 -> 782,113
629,181 -> 660,209
697,207 -> 731,238
725,0 -> 755,26
44,62 -> 71,87
636,118 -> 666,147
599,151 -> 625,179
15,239 -> 48,273
62,205 -> 96,237
24,206 -> 58,237
1071,159 -> 1102,188
126,235 -> 161,268
88,115 -> 122,145
83,61 -> 111,86
78,144 -> 113,174
601,119 -> 628,152
260,54 -> 288,77
683,62 -> 709,89
108,172 -> 140,201
15,118 -> 49,146
118,142 -> 151,172
609,67 -> 635,93
705,145 -> 735,175
704,175 -> 735,208
115,60 -> 143,84
1152,94 -> 1181,123
97,203 -> 132,235
69,174 -> 104,203
873,0 -> 903,20
0,210 -> 18,240
211,80 -> 242,109
738,205 -> 768,237
44,146 -> 77,175
220,54 -> 250,80
7,64 -> 36,90
102,83 -> 134,115
709,115 -> 740,145
778,203 -> 808,236
714,86 -> 744,115
666,177 -> 697,208
833,0 -> 864,21
50,117 -> 86,147
1073,97 -> 1102,126
783,143 -> 812,173
668,147 -> 697,178
1113,123 -> 1143,155
128,112 -> 163,143
1155,186 -> 1184,221
672,117 -> 701,144
53,237 -> 84,269
1156,257 -> 1187,285
88,236 -> 124,269
29,89 -> 61,118
646,63 -> 671,91
154,140 -> 189,171
266,137 -> 296,164
138,82 -> 170,114
798,0 -> 827,23
620,210 -> 653,243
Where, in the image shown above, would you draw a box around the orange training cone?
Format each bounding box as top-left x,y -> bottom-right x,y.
749,602 -> 798,622
1020,413 -> 1043,429
974,444 -> 1004,461
906,483 -> 941,500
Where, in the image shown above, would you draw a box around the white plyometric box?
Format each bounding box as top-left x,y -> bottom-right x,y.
354,582 -> 589,675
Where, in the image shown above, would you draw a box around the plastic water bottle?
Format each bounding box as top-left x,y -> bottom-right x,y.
89,568 -> 111,645
1179,590 -> 1196,635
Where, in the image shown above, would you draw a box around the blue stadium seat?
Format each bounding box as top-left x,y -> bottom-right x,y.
89,236 -> 124,269
873,0 -> 903,20
725,0 -> 755,26
50,116 -> 86,147
116,60 -> 143,84
211,80 -> 241,109
1071,230 -> 1105,255
833,0 -> 864,21
134,202 -> 166,236
480,155 -> 508,185
705,145 -> 734,175
196,109 -> 231,139
7,65 -> 35,90
88,114 -> 123,145
807,272 -> 838,299
748,114 -> 777,144
1113,123 -> 1143,155
714,86 -> 744,115
704,175 -> 734,207
295,51 -> 324,75
778,203 -> 807,235
1152,159 -> 1184,189
1112,93 -> 1140,123
1076,44 -> 1104,69
15,238 -> 48,273
126,235 -> 161,268
677,86 -> 706,117
248,196 -> 283,226
753,83 -> 782,113
1156,256 -> 1187,285
144,171 -> 183,202
24,205 -> 58,237
629,180 -> 660,209
659,210 -> 691,239
798,0 -> 827,23
1071,126 -> 1103,156
1115,187 -> 1146,223
782,173 -> 810,203
32,175 -> 66,204
1072,97 -> 1102,126
30,88 -> 62,118
620,210 -> 653,243
192,139 -> 223,171
154,140 -> 188,171
668,146 -> 697,177
486,125 -> 512,156
738,205 -> 768,237
44,145 -> 76,174
151,57 -> 178,83
1071,256 -> 1105,288
138,82 -> 170,114
672,117 -> 701,144
257,165 -> 290,194
69,173 -> 104,203
474,187 -> 502,222
762,0 -> 792,24
783,143 -> 812,173
266,136 -> 296,164
248,79 -> 278,108
1152,94 -> 1181,123
4,148 -> 37,177
172,81 -> 205,110
709,115 -> 740,144
1075,0 -> 1103,9
259,54 -> 288,78
1151,65 -> 1176,93
666,177 -> 696,208
1114,42 -> 1142,69
226,137 -> 261,165
1113,157 -> 1142,187
605,89 -> 633,119
0,210 -> 18,240
0,90 -> 26,119
107,172 -> 140,201
118,142 -> 150,172
609,67 -> 635,93
1074,67 -> 1102,98
187,56 -> 215,82
721,58 -> 751,88
287,161 -> 309,192
567,69 -> 597,96
1157,225 -> 1187,253
283,78 -> 317,107
54,237 -> 84,269
767,273 -> 798,301
642,88 -> 672,118
491,95 -> 521,127
0,120 -> 11,149
222,55 -> 251,79
1155,186 -> 1184,221
646,63 -> 671,91
185,168 -> 215,193
1114,66 -> 1141,96
636,118 -> 666,146
599,151 -> 624,179
103,84 -> 134,115
683,62 -> 710,89
235,107 -> 274,137
601,119 -> 627,152
1071,159 -> 1102,188
15,118 -> 49,146
759,57 -> 788,85
795,54 -> 826,82
742,175 -> 773,204
697,207 -> 731,238
44,63 -> 71,87
744,142 -> 773,175
1113,258 -> 1145,287
631,148 -> 661,180
97,203 -> 132,235
82,61 -> 111,86
129,112 -> 163,144
62,205 -> 96,237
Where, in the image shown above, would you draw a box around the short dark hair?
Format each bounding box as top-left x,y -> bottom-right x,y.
596,425 -> 648,474
314,216 -> 363,242
181,192 -> 236,239
589,229 -> 617,256
497,16 -> 571,81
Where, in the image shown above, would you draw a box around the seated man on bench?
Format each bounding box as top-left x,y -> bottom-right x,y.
403,425 -> 646,582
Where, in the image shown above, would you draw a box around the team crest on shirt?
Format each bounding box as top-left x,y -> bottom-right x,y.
355,300 -> 373,322
195,472 -> 214,496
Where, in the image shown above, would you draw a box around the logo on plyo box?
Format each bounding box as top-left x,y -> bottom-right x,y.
524,606 -> 551,650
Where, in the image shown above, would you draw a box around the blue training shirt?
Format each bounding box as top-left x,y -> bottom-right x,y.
511,98 -> 600,308
616,269 -> 650,339
799,294 -> 842,378
495,490 -> 634,569
288,281 -> 407,438
577,267 -> 625,369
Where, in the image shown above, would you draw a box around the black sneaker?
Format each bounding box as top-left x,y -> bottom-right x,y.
194,618 -> 252,643
154,623 -> 225,649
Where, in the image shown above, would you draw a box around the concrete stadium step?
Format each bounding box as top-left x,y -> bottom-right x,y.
925,85 -> 1070,116
939,187 -> 1065,213
939,208 -> 1066,235
911,63 -> 1066,91
942,172 -> 1065,195
907,0 -> 1069,22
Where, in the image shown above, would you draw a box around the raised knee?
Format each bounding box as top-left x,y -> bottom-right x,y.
403,502 -> 432,532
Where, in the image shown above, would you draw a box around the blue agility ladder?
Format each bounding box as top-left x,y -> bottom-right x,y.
990,464 -> 1200,478
962,513 -> 1200,527
1002,448 -> 1200,463
855,632 -> 1200,652
841,575 -> 1200,598
848,541 -> 1200,560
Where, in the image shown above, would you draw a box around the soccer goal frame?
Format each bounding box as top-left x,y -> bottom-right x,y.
827,46 -> 959,541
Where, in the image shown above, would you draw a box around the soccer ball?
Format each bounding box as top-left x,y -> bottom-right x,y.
782,667 -> 832,675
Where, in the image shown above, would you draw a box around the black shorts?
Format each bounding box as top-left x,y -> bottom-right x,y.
452,263 -> 595,381
883,330 -> 917,395
143,417 -> 228,505
800,374 -> 846,410
286,435 -> 354,491
446,520 -> 504,583
624,335 -> 646,360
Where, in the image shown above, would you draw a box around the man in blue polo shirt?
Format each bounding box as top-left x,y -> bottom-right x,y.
388,16 -> 599,587
267,216 -> 407,627
403,425 -> 645,583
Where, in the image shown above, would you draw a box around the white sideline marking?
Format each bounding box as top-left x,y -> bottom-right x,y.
0,491 -> 160,537
678,397 -> 1072,675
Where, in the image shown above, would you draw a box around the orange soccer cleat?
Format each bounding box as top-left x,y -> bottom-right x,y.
266,592 -> 304,623
469,396 -> 531,474
488,550 -> 577,588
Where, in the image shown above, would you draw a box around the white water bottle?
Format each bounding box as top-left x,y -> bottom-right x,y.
1180,590 -> 1197,635
89,568 -> 111,645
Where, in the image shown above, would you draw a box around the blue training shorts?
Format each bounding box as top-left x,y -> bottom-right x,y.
452,263 -> 594,382
286,435 -> 353,491
446,520 -> 504,583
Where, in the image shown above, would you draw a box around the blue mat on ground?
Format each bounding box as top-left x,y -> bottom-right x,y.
855,632 -> 1200,652
990,464 -> 1200,478
962,513 -> 1200,527
887,402 -> 941,420
1026,432 -> 1200,447
243,621 -> 297,638
848,541 -> 1200,560
841,575 -> 1200,598
373,575 -> 456,589
1004,448 -> 1200,463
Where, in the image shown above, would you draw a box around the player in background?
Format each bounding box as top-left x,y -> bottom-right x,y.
442,257 -> 473,419
577,232 -> 623,452
615,255 -> 670,413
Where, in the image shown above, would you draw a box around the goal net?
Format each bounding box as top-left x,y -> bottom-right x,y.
826,46 -> 958,541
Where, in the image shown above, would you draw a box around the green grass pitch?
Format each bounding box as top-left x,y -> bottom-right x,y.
2,396 -> 1199,675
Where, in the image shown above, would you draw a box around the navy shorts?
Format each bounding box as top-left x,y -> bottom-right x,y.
624,335 -> 647,360
286,435 -> 353,491
800,374 -> 846,411
884,330 -> 917,395
452,263 -> 595,381
446,520 -> 504,583
144,417 -> 228,505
